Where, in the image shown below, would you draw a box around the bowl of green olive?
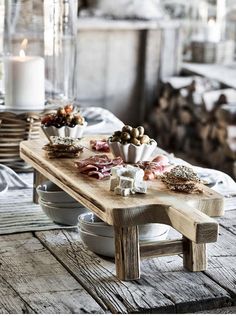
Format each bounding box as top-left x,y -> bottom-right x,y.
108,125 -> 157,163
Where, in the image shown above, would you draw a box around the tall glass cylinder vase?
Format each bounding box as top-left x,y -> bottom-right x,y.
44,0 -> 78,106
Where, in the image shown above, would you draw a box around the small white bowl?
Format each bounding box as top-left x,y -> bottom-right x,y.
39,198 -> 88,226
41,121 -> 87,139
78,213 -> 169,240
79,227 -> 169,258
108,139 -> 157,163
37,181 -> 77,203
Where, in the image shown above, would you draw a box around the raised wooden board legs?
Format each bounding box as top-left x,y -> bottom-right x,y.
183,237 -> 207,271
114,226 -> 140,281
33,169 -> 47,204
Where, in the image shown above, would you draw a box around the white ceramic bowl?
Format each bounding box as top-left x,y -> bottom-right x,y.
36,181 -> 77,203
39,198 -> 85,209
108,139 -> 157,163
79,227 -> 169,258
39,198 -> 88,226
78,213 -> 169,240
41,121 -> 87,139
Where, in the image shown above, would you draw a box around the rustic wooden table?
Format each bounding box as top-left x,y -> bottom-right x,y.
0,201 -> 236,313
0,136 -> 235,313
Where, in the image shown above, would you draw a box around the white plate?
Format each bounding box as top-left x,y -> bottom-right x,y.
0,138 -> 23,142
0,143 -> 19,148
0,128 -> 26,132
0,153 -> 19,157
0,157 -> 21,162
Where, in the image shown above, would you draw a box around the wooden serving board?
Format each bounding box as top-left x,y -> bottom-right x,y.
20,136 -> 224,245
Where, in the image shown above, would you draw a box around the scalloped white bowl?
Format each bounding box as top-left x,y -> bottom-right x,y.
41,121 -> 87,139
108,139 -> 157,163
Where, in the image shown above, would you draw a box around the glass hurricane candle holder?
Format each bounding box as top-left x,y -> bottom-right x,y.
3,0 -> 45,111
44,0 -> 78,106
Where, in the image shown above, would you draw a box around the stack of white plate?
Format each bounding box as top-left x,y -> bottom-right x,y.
78,213 -> 170,257
37,181 -> 88,226
0,112 -> 41,171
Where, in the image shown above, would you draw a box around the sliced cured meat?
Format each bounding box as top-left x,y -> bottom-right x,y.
90,139 -> 110,152
136,155 -> 169,180
75,154 -> 123,180
88,170 -> 111,180
78,165 -> 99,173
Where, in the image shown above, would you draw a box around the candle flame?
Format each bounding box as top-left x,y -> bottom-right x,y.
19,38 -> 28,57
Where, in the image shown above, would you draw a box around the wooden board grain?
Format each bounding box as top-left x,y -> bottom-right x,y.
0,233 -> 104,314
20,137 -> 223,245
36,229 -> 232,314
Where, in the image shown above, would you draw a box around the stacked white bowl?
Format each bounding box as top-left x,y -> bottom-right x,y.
37,181 -> 88,226
78,213 -> 170,257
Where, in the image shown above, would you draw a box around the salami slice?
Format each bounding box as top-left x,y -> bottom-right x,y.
75,154 -> 123,180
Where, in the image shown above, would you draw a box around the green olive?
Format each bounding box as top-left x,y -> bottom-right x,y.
112,136 -> 121,142
140,135 -> 150,144
113,130 -> 122,137
137,126 -> 145,137
121,131 -> 131,141
131,138 -> 141,146
130,128 -> 139,138
122,125 -> 133,133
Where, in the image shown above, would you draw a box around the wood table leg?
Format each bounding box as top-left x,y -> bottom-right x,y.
33,169 -> 47,204
183,237 -> 207,271
114,226 -> 140,281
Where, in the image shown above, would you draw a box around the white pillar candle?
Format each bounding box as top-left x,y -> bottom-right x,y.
206,19 -> 221,42
4,53 -> 45,110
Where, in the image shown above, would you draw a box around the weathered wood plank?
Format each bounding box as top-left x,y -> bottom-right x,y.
197,305 -> 236,314
36,229 -> 174,313
0,276 -> 35,314
167,214 -> 236,306
219,209 -> 236,236
0,233 -> 104,314
203,226 -> 236,297
36,229 -> 232,314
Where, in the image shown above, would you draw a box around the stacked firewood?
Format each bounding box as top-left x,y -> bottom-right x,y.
145,78 -> 236,178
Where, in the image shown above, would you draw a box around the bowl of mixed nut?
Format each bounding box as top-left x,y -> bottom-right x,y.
41,104 -> 87,139
108,125 -> 157,163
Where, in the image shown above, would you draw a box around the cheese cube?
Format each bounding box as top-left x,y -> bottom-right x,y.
114,186 -> 131,196
121,188 -> 131,196
119,176 -> 134,189
134,181 -> 147,194
111,166 -> 126,177
110,177 -> 119,191
122,166 -> 144,183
